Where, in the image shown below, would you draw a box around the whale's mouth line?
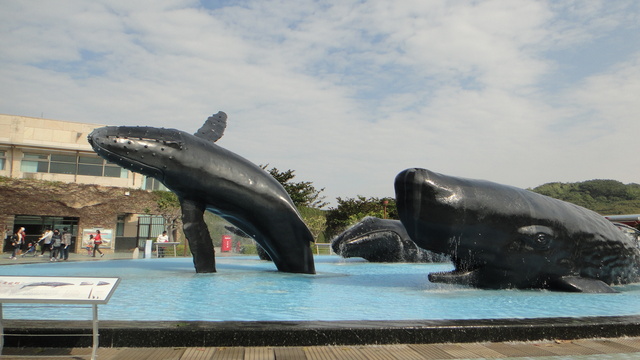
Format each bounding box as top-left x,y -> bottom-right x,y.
89,140 -> 166,182
344,230 -> 401,245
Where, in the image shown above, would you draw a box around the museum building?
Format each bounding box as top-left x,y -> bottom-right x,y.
0,114 -> 169,254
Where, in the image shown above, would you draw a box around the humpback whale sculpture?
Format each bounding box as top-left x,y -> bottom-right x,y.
395,168 -> 640,293
331,217 -> 449,263
88,112 -> 315,274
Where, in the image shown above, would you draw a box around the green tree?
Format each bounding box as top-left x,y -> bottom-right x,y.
305,214 -> 327,243
530,179 -> 640,215
152,190 -> 182,241
325,196 -> 397,238
579,180 -> 631,200
261,165 -> 328,208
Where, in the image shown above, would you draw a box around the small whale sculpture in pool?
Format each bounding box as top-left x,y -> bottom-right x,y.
331,217 -> 449,263
88,112 -> 315,274
395,168 -> 640,293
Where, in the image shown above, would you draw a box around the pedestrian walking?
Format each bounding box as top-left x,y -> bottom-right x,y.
92,230 -> 104,257
17,227 -> 26,256
85,235 -> 93,255
9,227 -> 23,260
61,227 -> 71,260
38,228 -> 53,257
50,229 -> 62,261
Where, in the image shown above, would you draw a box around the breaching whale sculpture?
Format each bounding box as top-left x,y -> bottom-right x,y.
395,168 -> 640,293
331,217 -> 449,263
88,112 -> 315,274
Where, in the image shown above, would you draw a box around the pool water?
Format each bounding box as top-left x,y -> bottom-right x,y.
2,256 -> 640,322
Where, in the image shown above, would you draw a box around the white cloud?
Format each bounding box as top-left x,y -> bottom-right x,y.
551,52 -> 640,180
1,0 -> 639,205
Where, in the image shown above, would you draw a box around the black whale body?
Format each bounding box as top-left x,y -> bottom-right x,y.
331,217 -> 449,263
88,112 -> 315,274
395,168 -> 640,293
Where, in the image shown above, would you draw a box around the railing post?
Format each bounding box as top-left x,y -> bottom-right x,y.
91,304 -> 98,360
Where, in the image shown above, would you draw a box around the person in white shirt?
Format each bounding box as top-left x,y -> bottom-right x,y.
156,231 -> 169,257
38,228 -> 53,257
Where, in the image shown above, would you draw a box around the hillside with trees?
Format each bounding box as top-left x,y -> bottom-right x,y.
529,180 -> 640,215
148,172 -> 640,246
263,167 -> 640,240
325,196 -> 397,238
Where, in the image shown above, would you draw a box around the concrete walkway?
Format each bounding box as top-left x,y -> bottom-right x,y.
0,247 -> 236,265
1,249 -> 140,264
2,337 -> 640,359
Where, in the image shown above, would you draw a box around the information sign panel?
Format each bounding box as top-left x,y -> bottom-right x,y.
0,276 -> 120,304
0,276 -> 120,359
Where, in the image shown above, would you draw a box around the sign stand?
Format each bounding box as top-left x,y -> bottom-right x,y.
0,276 -> 120,360
145,239 -> 153,258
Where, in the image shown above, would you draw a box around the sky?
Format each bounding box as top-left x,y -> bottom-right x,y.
1,0 -> 639,207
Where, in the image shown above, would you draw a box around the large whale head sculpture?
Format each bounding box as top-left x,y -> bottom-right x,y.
331,217 -> 449,263
88,112 -> 315,274
395,168 -> 640,293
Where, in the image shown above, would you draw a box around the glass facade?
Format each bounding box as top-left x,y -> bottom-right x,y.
116,215 -> 126,237
21,153 -> 49,173
78,155 -> 104,176
13,215 -> 79,251
21,152 -> 128,178
0,150 -> 5,170
137,215 -> 166,239
144,176 -> 168,191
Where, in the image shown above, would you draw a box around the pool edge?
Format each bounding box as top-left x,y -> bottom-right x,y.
4,315 -> 640,347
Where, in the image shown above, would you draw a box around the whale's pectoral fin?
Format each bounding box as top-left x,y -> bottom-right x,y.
180,197 -> 216,273
224,225 -> 251,238
195,111 -> 227,142
549,276 -> 618,293
428,270 -> 477,285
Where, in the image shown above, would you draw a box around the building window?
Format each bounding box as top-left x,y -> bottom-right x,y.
138,215 -> 166,239
21,153 -> 49,173
144,176 -> 167,191
50,154 -> 77,174
0,150 -> 5,170
116,215 -> 126,237
77,156 -> 103,176
105,161 -> 128,178
21,152 -> 128,178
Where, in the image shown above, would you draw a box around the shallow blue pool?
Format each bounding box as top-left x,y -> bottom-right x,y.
2,256 -> 640,322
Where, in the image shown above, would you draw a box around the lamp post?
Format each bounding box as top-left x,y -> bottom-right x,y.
382,199 -> 389,219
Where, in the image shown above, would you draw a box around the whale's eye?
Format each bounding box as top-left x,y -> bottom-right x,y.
517,225 -> 555,250
535,233 -> 551,246
163,140 -> 183,150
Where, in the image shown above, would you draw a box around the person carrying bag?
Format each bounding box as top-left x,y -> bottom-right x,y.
92,230 -> 104,257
